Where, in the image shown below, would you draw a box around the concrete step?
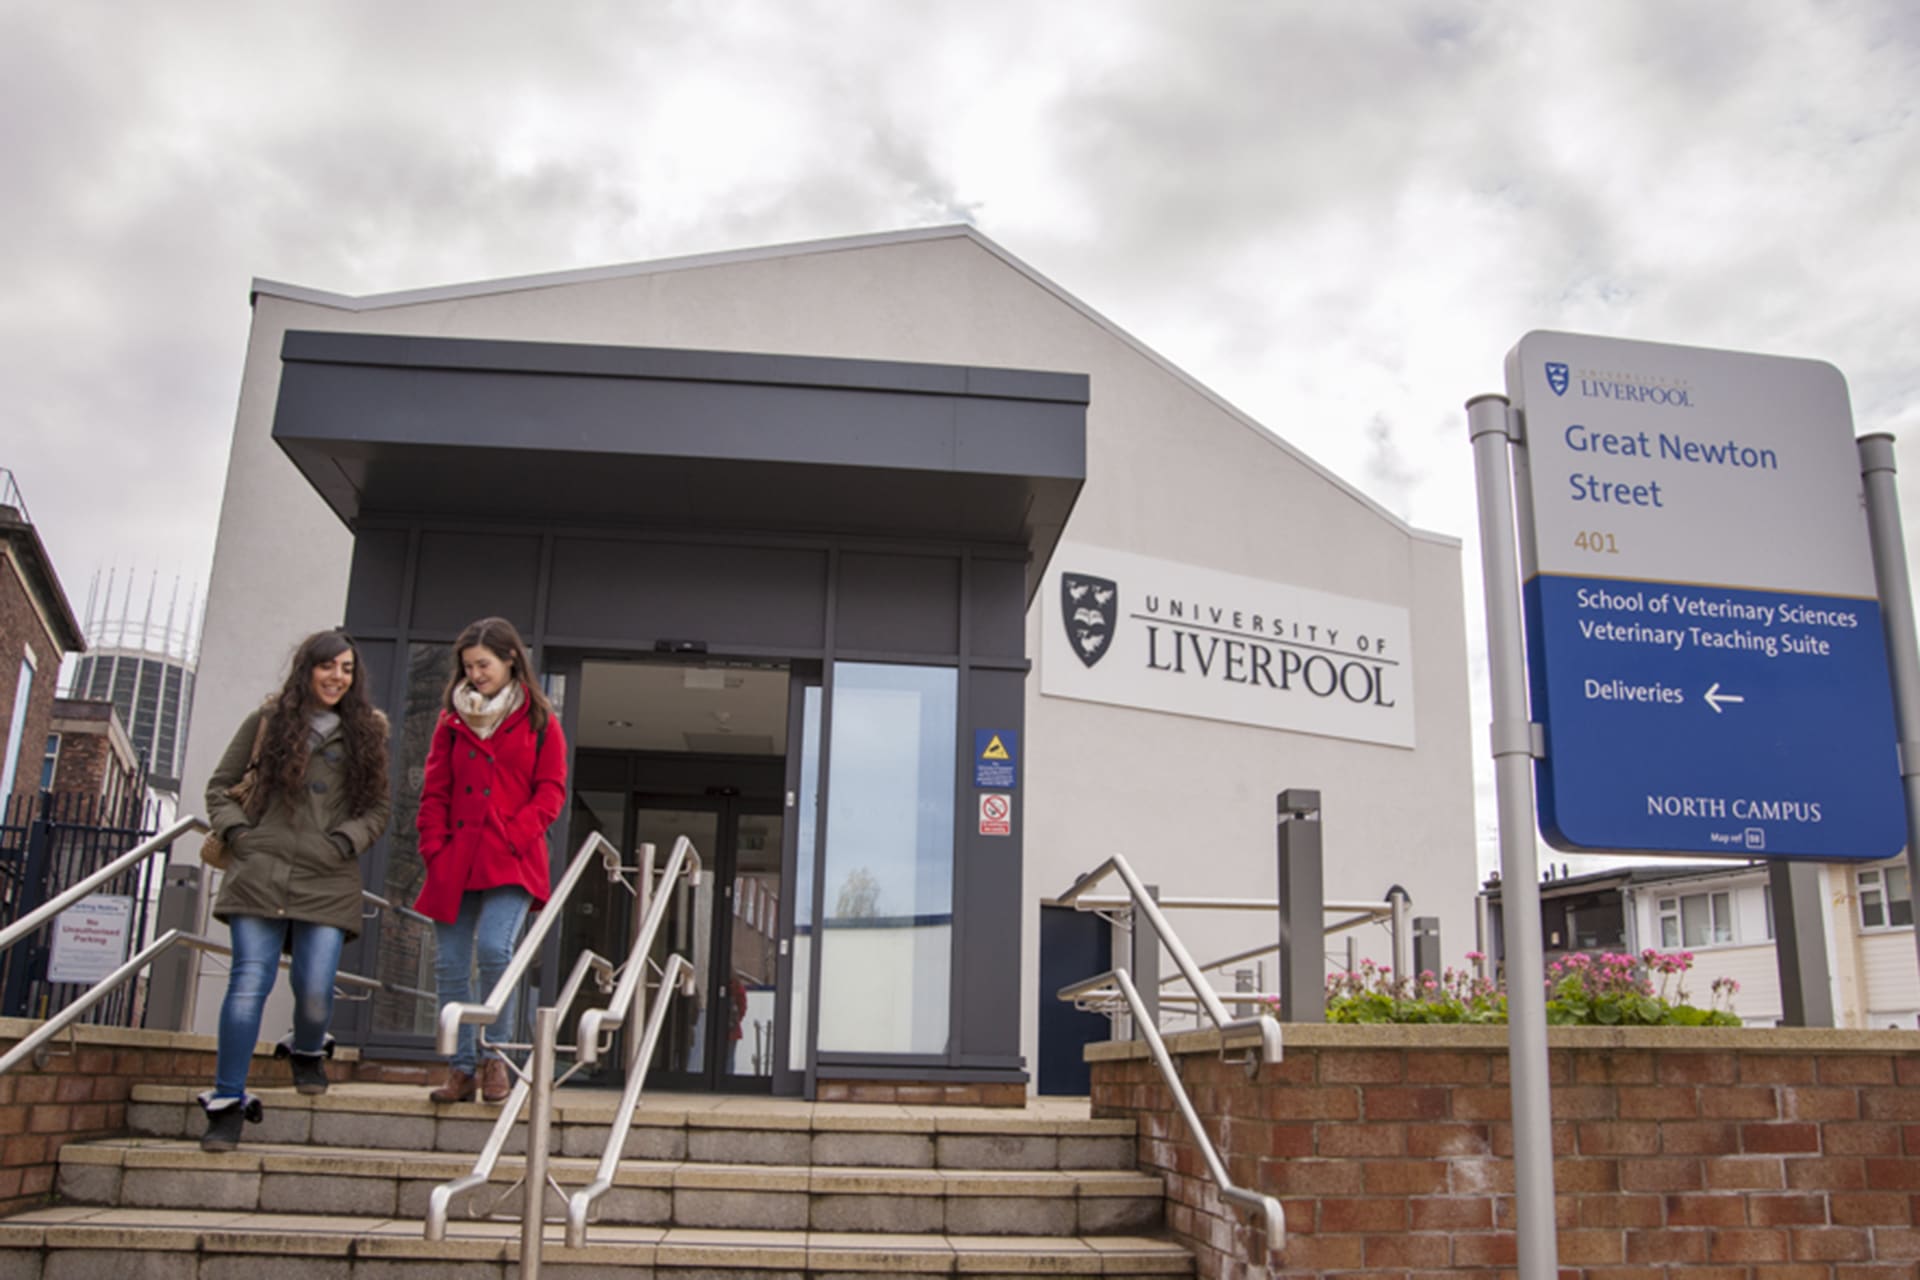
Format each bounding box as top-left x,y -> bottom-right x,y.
57,1138 -> 1165,1237
0,1206 -> 1196,1277
126,1085 -> 1140,1171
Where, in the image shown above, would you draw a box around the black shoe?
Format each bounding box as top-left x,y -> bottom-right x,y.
288,1054 -> 329,1096
197,1091 -> 263,1153
275,1034 -> 334,1096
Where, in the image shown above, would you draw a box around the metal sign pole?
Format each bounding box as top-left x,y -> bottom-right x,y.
1856,433 -> 1920,982
1467,393 -> 1558,1280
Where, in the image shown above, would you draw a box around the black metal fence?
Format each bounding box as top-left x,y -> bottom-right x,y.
0,790 -> 165,1025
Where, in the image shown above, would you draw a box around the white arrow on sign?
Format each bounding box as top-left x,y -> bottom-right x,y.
1704,682 -> 1746,714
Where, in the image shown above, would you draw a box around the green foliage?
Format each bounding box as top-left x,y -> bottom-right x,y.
1314,949 -> 1742,1028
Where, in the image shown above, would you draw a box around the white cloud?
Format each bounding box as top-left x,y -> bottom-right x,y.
3,0 -> 1917,879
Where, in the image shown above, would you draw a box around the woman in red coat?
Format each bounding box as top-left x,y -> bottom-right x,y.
415,617 -> 568,1103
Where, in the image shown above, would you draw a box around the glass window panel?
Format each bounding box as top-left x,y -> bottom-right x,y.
1710,892 -> 1733,944
816,663 -> 955,1056
1680,894 -> 1710,947
1660,916 -> 1679,948
371,643 -> 452,1036
1860,869 -> 1886,929
789,684 -> 821,1073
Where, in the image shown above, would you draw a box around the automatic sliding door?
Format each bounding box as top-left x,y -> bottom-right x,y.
635,803 -> 721,1085
717,805 -> 782,1086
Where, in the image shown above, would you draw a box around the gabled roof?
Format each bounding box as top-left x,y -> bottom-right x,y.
254,225 -> 1457,549
0,505 -> 85,654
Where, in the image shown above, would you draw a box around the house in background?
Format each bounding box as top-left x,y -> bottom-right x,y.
43,697 -> 143,816
1482,855 -> 1919,1029
0,470 -> 87,808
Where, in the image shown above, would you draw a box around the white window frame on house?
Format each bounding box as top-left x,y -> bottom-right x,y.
40,732 -> 59,790
0,647 -> 37,801
1657,889 -> 1736,948
1857,864 -> 1913,931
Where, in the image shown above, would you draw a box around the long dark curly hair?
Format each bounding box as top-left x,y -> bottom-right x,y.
441,616 -> 554,735
253,630 -> 389,818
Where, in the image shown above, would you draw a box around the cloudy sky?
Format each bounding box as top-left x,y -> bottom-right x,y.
5,1 -> 1918,872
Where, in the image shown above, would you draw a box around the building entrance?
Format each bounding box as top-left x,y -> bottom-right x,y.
558,658 -> 810,1094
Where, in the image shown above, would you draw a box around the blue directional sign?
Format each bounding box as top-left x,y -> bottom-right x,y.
1507,332 -> 1904,859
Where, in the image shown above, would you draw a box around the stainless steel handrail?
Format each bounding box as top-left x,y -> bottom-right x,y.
0,925 -> 385,1077
576,836 -> 701,1066
1108,968 -> 1284,1259
423,834 -> 700,1279
435,830 -> 625,1059
423,945 -> 614,1241
1052,854 -> 1282,1065
0,814 -> 205,952
1052,853 -> 1286,1261
0,814 -> 412,1078
565,952 -> 693,1245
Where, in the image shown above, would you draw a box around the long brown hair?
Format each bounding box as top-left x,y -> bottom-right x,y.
442,616 -> 555,735
255,630 -> 389,817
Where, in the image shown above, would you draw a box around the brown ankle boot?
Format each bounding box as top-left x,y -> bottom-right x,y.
430,1067 -> 476,1103
479,1057 -> 511,1104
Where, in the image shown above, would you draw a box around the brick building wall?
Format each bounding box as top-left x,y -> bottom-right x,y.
47,699 -> 142,808
0,550 -> 61,803
47,730 -> 110,796
1090,1023 -> 1920,1279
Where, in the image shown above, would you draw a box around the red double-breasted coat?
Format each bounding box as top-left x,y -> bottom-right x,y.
413,699 -> 567,924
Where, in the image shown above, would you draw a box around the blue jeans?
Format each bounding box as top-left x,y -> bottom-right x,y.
215,916 -> 345,1099
434,887 -> 532,1073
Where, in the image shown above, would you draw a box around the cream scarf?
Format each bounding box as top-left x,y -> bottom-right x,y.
452,680 -> 525,740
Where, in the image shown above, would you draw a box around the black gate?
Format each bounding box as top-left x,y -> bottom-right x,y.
0,791 -> 164,1025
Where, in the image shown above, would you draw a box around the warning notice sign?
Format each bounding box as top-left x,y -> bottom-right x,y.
978,792 -> 1011,836
973,729 -> 1018,789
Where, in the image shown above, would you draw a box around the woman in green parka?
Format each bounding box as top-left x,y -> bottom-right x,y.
198,629 -> 390,1151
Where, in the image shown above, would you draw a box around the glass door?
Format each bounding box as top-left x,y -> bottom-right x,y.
637,801 -> 722,1088
777,669 -> 823,1096
715,802 -> 783,1088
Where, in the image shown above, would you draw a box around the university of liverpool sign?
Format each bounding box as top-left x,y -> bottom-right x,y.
1041,543 -> 1416,748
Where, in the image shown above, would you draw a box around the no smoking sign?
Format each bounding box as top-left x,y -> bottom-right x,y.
978,792 -> 1011,837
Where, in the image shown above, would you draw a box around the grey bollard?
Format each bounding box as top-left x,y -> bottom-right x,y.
1275,789 -> 1324,1023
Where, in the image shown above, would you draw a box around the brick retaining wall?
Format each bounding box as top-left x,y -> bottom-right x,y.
1089,1023 -> 1920,1279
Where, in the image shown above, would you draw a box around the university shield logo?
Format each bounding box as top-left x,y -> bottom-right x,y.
1546,362 -> 1570,396
1061,573 -> 1118,668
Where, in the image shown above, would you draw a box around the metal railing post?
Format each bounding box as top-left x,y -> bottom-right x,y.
1387,886 -> 1410,986
521,1005 -> 559,1280
1275,789 -> 1324,1023
1129,885 -> 1159,1037
627,842 -> 655,1071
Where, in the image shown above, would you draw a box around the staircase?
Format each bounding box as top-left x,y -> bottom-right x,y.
0,1084 -> 1194,1277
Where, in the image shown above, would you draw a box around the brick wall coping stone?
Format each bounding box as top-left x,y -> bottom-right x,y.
0,1015 -> 361,1061
1085,1019 -> 1920,1061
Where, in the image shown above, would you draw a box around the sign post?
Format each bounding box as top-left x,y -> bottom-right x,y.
1474,331 -> 1908,1280
1467,394 -> 1558,1280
